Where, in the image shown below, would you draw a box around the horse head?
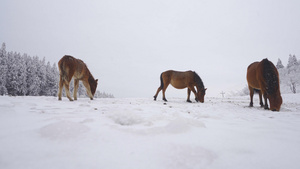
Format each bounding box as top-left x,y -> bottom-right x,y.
197,88 -> 207,103
89,77 -> 98,96
268,93 -> 282,111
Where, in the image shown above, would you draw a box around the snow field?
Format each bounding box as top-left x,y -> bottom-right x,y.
0,95 -> 300,169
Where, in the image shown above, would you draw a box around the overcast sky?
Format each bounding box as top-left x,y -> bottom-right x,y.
1,0 -> 300,98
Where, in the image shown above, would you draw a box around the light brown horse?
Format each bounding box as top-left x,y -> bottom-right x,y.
154,70 -> 206,103
58,55 -> 98,101
246,58 -> 282,111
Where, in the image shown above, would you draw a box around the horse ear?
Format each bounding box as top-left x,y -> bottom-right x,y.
96,79 -> 98,82
205,88 -> 207,91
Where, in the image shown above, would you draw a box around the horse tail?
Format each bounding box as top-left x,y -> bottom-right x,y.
58,56 -> 68,82
160,73 -> 164,89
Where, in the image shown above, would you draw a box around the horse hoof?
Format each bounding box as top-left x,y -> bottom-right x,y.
163,98 -> 168,102
153,96 -> 157,101
187,100 -> 192,103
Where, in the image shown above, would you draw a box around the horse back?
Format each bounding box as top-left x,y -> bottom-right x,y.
163,70 -> 195,89
58,55 -> 89,81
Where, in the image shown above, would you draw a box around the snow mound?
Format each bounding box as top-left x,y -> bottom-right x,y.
108,111 -> 144,126
39,121 -> 89,140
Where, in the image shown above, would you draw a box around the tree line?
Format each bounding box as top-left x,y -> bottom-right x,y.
276,54 -> 300,94
0,43 -> 113,98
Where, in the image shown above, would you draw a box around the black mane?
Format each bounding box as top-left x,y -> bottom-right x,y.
193,72 -> 205,89
262,59 -> 279,95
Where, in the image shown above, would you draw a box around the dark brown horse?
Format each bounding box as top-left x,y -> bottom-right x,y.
246,58 -> 282,111
58,55 -> 98,101
154,70 -> 206,103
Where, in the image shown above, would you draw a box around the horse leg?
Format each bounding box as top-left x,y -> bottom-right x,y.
263,93 -> 269,110
187,88 -> 192,103
82,81 -> 94,100
248,86 -> 254,107
259,90 -> 264,107
162,83 -> 169,102
73,79 -> 79,100
153,87 -> 162,101
64,81 -> 73,101
58,76 -> 64,100
189,86 -> 198,102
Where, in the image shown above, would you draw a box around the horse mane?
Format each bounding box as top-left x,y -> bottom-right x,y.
77,58 -> 95,81
262,59 -> 279,95
193,72 -> 205,89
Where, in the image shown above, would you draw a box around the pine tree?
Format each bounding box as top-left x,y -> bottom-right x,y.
45,62 -> 59,96
276,58 -> 284,69
0,43 -> 8,95
51,63 -> 59,96
287,54 -> 298,69
26,56 -> 40,96
37,57 -> 47,95
286,55 -> 299,93
16,53 -> 27,95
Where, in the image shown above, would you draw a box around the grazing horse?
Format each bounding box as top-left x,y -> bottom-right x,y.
154,70 -> 207,103
58,55 -> 98,101
246,58 -> 282,111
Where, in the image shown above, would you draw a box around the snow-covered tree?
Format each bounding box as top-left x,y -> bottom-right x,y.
276,58 -> 284,69
26,56 -> 40,96
277,55 -> 300,94
37,57 -> 47,95
287,54 -> 298,69
0,43 -> 8,95
44,62 -> 59,96
16,53 -> 27,95
94,91 -> 114,98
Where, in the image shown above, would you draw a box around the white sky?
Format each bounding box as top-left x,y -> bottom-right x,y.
1,0 -> 300,98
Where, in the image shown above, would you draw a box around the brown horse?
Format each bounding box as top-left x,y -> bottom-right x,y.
246,58 -> 282,111
154,70 -> 206,103
58,55 -> 98,101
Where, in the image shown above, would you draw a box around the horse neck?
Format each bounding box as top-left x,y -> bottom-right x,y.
196,84 -> 204,91
193,73 -> 204,90
263,63 -> 279,95
88,73 -> 95,82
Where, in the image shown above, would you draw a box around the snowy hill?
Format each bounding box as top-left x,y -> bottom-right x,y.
0,95 -> 300,169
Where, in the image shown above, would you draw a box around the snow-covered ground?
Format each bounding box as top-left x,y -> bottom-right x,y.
0,94 -> 300,169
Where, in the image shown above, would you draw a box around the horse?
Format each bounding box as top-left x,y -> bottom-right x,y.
153,70 -> 207,103
58,55 -> 98,101
246,58 -> 282,111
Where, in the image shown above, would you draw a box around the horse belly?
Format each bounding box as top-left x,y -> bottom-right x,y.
73,71 -> 83,80
170,80 -> 187,89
